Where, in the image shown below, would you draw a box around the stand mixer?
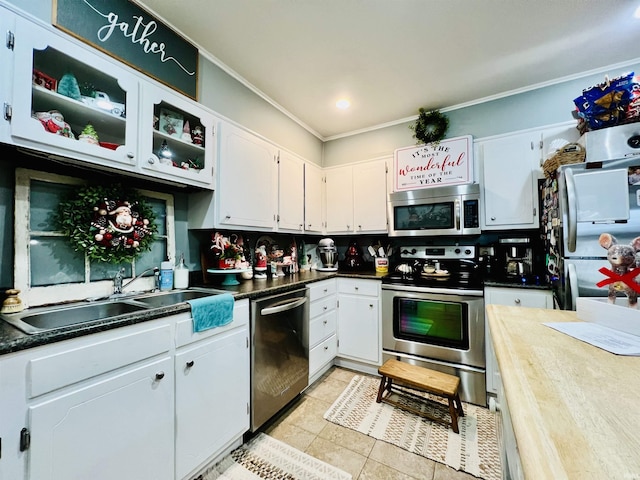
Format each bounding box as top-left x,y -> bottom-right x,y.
317,238 -> 338,271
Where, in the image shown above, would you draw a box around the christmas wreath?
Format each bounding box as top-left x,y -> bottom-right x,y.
410,108 -> 449,145
57,184 -> 157,264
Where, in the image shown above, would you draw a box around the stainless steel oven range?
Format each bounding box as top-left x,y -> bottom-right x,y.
382,245 -> 486,406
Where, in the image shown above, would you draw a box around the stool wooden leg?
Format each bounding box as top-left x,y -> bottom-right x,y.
455,392 -> 464,417
448,398 -> 460,434
376,376 -> 387,403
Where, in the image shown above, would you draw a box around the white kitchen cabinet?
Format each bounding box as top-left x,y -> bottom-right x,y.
277,150 -> 305,232
6,15 -> 216,189
496,373 -> 525,480
29,356 -> 174,480
0,7 -> 15,144
336,278 -> 381,365
478,131 -> 540,230
174,299 -> 250,479
7,320 -> 175,480
484,286 -> 553,395
325,159 -> 388,234
217,121 -> 278,230
325,165 -> 354,233
306,279 -> 338,383
9,17 -> 140,169
304,162 -> 324,233
139,83 -> 218,188
0,300 -> 251,480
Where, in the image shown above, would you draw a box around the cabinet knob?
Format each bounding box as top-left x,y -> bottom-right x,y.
147,157 -> 155,164
514,298 -> 521,305
323,305 -> 327,311
491,216 -> 496,221
369,304 -> 374,308
323,319 -> 328,324
299,224 -> 303,230
324,345 -> 329,351
323,288 -> 328,293
127,152 -> 135,159
308,223 -> 312,228
354,287 -> 359,291
155,371 -> 165,380
358,225 -> 362,230
186,360 -> 195,368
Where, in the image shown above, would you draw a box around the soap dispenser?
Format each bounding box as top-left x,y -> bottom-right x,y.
174,253 -> 189,289
160,258 -> 174,291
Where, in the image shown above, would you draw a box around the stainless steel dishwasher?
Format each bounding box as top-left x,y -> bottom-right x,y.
250,288 -> 309,431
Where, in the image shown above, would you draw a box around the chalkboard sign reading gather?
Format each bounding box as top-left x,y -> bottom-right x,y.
54,0 -> 198,100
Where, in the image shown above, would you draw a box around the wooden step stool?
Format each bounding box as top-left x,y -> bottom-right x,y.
376,359 -> 464,433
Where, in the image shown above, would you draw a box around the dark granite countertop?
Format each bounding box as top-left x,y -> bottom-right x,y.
0,270 -> 385,356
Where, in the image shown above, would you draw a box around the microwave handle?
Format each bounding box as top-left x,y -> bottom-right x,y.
454,198 -> 461,231
564,168 -> 577,253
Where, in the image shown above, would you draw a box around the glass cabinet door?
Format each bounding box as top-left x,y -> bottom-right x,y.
10,17 -> 139,166
140,84 -> 216,188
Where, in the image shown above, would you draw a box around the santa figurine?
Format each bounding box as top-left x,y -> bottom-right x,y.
35,110 -> 75,138
108,205 -> 134,233
191,125 -> 204,146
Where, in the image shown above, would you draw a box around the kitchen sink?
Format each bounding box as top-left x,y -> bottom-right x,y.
1,288 -> 229,335
1,301 -> 149,335
127,289 -> 225,309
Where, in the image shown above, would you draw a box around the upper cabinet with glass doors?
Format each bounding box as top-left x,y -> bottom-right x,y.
6,15 -> 215,189
10,16 -> 139,169
139,84 -> 216,188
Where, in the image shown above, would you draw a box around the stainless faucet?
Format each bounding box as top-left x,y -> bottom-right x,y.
113,267 -> 160,295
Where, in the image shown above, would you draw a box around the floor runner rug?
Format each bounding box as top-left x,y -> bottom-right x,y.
323,375 -> 501,480
192,433 -> 352,480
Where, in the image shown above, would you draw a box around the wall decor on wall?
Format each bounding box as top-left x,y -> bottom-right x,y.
393,135 -> 473,191
410,108 -> 449,145
53,0 -> 199,100
56,184 -> 158,264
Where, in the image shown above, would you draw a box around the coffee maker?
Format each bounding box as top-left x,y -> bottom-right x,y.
317,238 -> 338,271
498,238 -> 533,279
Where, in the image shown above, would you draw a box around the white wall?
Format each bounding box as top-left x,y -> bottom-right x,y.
323,60 -> 640,167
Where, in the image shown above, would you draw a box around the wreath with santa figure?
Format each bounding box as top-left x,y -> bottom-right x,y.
57,184 -> 157,264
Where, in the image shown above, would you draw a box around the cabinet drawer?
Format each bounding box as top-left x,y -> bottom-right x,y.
309,295 -> 336,319
308,279 -> 337,302
338,278 -> 380,297
309,309 -> 337,347
28,323 -> 172,398
309,334 -> 337,377
175,299 -> 249,347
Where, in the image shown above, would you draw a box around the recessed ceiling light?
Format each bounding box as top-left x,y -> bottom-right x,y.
336,99 -> 351,110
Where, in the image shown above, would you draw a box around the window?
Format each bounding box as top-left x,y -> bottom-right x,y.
15,168 -> 175,308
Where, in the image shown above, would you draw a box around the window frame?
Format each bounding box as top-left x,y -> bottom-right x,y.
14,168 -> 175,308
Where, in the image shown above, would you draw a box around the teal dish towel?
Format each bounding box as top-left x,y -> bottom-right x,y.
188,293 -> 235,332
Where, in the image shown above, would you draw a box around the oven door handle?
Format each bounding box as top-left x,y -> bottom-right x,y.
260,297 -> 307,316
454,198 -> 461,231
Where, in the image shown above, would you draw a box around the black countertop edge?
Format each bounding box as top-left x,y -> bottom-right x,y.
1,271 -> 552,356
1,270 -> 380,356
483,280 -> 553,290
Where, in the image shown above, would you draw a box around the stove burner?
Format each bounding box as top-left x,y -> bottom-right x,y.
384,245 -> 483,290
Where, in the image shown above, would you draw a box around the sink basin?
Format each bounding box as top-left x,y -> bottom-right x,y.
128,289 -> 223,309
1,301 -> 149,335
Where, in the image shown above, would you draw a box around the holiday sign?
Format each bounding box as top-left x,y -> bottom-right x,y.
393,135 -> 473,191
54,0 -> 199,100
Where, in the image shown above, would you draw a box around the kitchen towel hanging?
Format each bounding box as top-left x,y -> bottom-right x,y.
188,293 -> 235,332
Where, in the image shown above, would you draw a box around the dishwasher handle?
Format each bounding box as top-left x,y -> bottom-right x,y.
260,296 -> 307,316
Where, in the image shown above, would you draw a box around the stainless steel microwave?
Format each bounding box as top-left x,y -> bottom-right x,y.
387,183 -> 481,237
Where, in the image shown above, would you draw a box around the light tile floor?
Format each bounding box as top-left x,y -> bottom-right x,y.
264,366 -> 478,480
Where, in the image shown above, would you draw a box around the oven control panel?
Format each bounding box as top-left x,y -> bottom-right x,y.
398,245 -> 476,260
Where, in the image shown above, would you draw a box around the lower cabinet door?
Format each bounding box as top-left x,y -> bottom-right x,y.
175,326 -> 250,479
28,357 -> 174,480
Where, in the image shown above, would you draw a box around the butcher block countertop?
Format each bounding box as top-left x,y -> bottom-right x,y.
486,305 -> 640,480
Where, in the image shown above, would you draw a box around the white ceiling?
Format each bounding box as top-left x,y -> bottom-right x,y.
135,0 -> 640,140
